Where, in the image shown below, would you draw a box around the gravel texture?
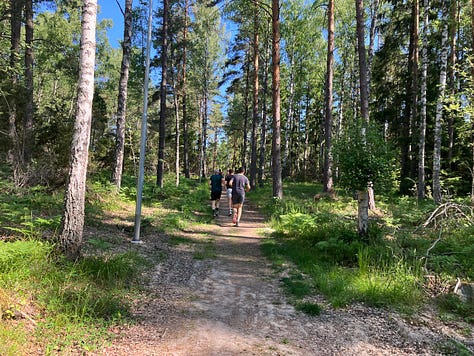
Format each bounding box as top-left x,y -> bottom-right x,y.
100,198 -> 474,356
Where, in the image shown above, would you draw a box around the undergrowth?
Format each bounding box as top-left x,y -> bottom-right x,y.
256,181 -> 474,323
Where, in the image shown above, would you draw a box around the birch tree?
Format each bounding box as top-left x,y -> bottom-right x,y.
59,0 -> 97,260
433,3 -> 449,204
323,0 -> 335,194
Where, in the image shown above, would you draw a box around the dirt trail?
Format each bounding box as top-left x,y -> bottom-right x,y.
102,196 -> 471,355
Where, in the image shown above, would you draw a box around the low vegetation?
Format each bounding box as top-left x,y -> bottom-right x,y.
1,175 -> 473,354
254,182 -> 474,321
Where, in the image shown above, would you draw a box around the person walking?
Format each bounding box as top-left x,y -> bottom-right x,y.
230,167 -> 250,227
224,169 -> 234,216
209,170 -> 224,217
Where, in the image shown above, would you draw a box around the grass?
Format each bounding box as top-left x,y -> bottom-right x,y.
256,181 -> 474,322
1,174 -> 473,353
0,174 -> 207,354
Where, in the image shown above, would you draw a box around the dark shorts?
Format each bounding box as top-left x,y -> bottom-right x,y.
232,193 -> 245,205
210,191 -> 221,201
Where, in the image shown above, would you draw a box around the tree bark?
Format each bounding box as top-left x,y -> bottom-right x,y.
112,0 -> 133,190
60,0 -> 97,260
355,0 -> 371,232
8,0 -> 23,182
182,0 -> 190,178
157,0 -> 169,188
23,0 -> 34,167
418,0 -> 429,200
355,0 -> 369,125
433,4 -> 449,204
250,1 -> 259,189
323,0 -> 334,194
271,0 -> 283,199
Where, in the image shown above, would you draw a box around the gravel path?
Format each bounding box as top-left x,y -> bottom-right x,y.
101,197 -> 473,355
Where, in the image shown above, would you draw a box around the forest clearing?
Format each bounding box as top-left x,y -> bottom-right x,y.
2,0 -> 474,354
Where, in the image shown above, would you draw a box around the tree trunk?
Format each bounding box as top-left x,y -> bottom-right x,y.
60,0 -> 97,260
23,0 -> 34,167
447,1 -> 458,167
323,0 -> 334,194
9,0 -> 23,182
272,0 -> 283,199
182,0 -> 190,178
242,54 -> 250,170
471,0 -> 474,204
157,0 -> 169,188
250,3 -> 259,189
355,0 -> 374,229
258,22 -> 270,188
418,0 -> 429,200
400,0 -> 419,194
355,0 -> 369,125
112,0 -> 133,190
433,4 -> 449,204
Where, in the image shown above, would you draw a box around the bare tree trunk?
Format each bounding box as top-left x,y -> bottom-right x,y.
182,0 -> 190,178
242,54 -> 250,170
418,0 -> 429,200
471,0 -> 474,204
355,0 -> 370,235
9,0 -> 23,182
258,21 -> 270,187
157,0 -> 169,188
355,0 -> 369,125
323,0 -> 334,194
447,1 -> 459,167
172,52 -> 180,187
272,0 -> 282,199
250,2 -> 259,189
433,4 -> 449,204
23,0 -> 34,167
283,48 -> 295,179
112,0 -> 133,190
60,0 -> 97,260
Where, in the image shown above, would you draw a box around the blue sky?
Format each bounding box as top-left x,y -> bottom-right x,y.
97,0 -> 124,48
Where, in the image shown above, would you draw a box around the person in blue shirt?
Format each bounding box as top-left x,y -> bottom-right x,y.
229,167 -> 250,227
209,170 -> 224,217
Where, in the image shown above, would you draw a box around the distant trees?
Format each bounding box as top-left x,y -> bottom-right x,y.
2,0 -> 474,251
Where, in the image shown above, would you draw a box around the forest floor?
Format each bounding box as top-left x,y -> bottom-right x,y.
99,196 -> 473,356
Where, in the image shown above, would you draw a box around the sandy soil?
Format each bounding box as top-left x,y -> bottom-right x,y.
100,197 -> 473,356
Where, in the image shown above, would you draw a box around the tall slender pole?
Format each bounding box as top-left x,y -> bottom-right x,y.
133,0 -> 153,243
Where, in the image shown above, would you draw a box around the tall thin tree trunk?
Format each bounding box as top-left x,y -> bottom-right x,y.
59,0 -> 97,260
418,0 -> 429,200
23,0 -> 34,167
258,23 -> 270,188
447,1 -> 459,167
283,48 -> 295,179
250,2 -> 259,189
157,0 -> 169,188
355,0 -> 369,125
9,0 -> 23,182
433,3 -> 449,204
355,0 -> 370,237
112,0 -> 133,190
242,54 -> 250,170
182,0 -> 190,178
323,0 -> 334,194
470,0 -> 474,204
272,0 -> 282,199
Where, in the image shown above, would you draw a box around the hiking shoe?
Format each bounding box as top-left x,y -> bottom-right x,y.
228,210 -> 232,216
235,221 -> 239,227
